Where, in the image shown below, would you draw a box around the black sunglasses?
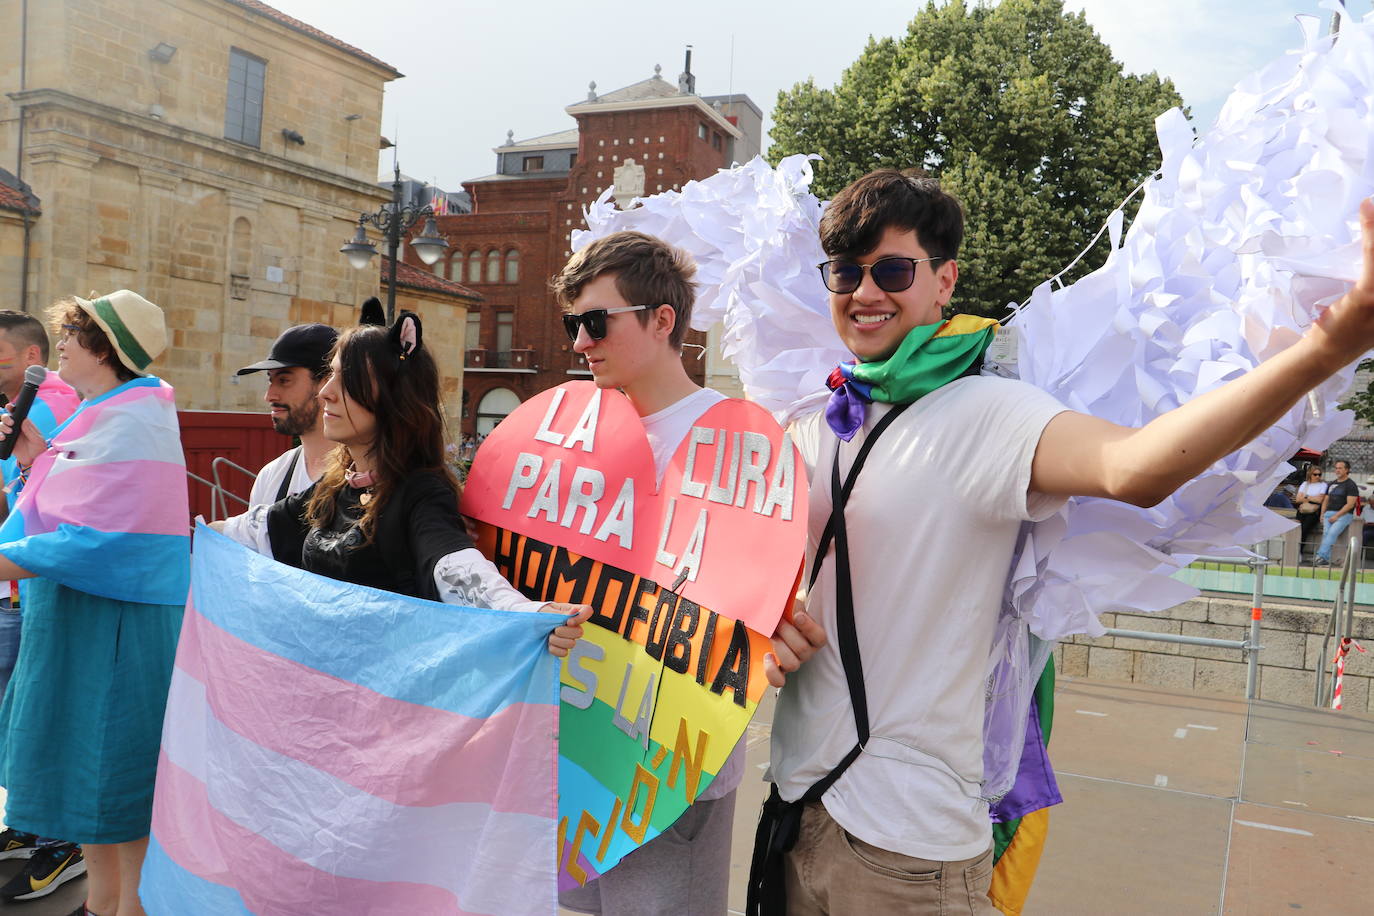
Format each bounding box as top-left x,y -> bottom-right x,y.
562,305 -> 653,342
817,256 -> 944,294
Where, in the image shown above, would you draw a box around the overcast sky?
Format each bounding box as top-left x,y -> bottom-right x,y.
261,0 -> 1371,191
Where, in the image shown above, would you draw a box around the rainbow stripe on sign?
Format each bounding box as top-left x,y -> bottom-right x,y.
478,525 -> 770,889
0,376 -> 188,604
142,526 -> 564,916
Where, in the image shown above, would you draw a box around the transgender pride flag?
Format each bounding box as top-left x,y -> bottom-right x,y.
0,375 -> 188,603
142,525 -> 561,915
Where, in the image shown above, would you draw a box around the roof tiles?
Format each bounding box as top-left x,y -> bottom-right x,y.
382,256 -> 481,301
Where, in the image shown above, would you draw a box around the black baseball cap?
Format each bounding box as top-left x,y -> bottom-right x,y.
237,323 -> 339,376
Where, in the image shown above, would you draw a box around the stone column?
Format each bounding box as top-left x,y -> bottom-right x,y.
138,167 -> 181,308
24,144 -> 99,309
222,189 -> 262,410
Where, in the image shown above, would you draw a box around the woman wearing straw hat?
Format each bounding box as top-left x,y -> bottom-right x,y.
0,290 -> 189,916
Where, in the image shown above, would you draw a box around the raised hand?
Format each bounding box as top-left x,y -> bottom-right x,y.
1311,198 -> 1374,363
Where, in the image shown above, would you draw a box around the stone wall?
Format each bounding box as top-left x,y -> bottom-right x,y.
1055,595 -> 1374,713
2,0 -> 392,184
0,208 -> 33,301
2,0 -> 407,413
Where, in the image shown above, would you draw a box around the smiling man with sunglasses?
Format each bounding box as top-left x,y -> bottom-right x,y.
747,169 -> 1374,916
551,229 -> 827,916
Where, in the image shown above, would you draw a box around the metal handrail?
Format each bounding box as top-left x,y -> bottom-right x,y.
185,469 -> 249,523
185,459 -> 255,524
210,457 -> 258,521
1314,533 -> 1361,707
1103,544 -> 1270,700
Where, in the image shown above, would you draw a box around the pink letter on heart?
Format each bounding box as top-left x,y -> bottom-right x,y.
462,382 -> 806,634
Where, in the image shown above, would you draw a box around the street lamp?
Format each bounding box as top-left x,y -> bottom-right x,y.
340,161 -> 448,323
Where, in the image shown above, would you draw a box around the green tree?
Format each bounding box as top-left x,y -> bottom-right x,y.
769,0 -> 1184,316
1339,359 -> 1374,427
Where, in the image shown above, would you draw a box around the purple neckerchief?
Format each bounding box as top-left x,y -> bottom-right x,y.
825,363 -> 873,442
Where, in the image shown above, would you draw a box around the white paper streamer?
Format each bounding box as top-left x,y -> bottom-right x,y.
575,156 -> 842,425
578,9 -> 1374,647
1011,5 -> 1373,640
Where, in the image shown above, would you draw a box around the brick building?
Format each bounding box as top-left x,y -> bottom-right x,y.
429,61 -> 761,436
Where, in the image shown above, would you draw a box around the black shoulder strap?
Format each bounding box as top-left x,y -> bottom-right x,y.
747,402 -> 912,916
275,447 -> 303,503
808,402 -> 912,592
800,402 -> 910,800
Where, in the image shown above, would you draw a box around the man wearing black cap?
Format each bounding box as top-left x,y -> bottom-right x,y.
236,323 -> 338,505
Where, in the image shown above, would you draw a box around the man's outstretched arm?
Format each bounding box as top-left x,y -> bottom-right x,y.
1032,199 -> 1374,507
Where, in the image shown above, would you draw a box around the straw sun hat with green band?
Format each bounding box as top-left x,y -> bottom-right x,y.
73,290 -> 168,375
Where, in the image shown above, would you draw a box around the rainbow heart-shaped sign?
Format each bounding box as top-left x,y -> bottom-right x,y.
462,381 -> 806,889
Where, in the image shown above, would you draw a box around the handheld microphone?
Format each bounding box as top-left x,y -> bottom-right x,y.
0,366 -> 47,461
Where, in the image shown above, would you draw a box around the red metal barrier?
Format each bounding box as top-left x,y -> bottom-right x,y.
179,411 -> 292,521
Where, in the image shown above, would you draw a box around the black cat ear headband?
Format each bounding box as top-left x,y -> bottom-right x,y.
387,310 -> 423,364
358,298 -> 422,366
359,297 -> 385,327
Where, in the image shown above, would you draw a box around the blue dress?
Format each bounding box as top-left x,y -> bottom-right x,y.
0,578 -> 182,843
0,378 -> 190,843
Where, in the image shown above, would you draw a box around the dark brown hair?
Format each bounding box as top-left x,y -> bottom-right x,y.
45,299 -> 137,383
305,322 -> 457,541
0,310 -> 50,363
550,230 -> 697,350
820,168 -> 964,262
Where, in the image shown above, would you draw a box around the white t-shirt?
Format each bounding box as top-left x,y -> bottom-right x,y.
249,446 -> 317,507
639,386 -> 745,801
1297,480 -> 1328,506
770,375 -> 1068,862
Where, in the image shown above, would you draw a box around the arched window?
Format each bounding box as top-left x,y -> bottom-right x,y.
504,249 -> 519,283
486,249 -> 501,283
468,250 -> 482,284
434,257 -> 449,280
476,387 -> 521,436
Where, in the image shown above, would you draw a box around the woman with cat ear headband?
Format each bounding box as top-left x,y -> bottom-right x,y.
216,311 -> 591,655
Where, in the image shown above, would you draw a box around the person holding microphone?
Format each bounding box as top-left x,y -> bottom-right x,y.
0,310 -> 84,902
0,291 -> 188,916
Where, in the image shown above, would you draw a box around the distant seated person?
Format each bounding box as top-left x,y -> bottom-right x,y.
1294,465 -> 1328,561
1263,481 -> 1296,510
1314,459 -> 1360,566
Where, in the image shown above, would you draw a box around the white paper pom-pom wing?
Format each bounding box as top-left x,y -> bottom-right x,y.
1011,9 -> 1373,640
574,10 -> 1374,644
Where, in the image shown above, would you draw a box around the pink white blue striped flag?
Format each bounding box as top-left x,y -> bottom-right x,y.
142,524 -> 561,915
0,376 -> 189,603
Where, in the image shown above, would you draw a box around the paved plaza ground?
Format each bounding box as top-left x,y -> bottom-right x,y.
719,679 -> 1374,916
6,678 -> 1371,914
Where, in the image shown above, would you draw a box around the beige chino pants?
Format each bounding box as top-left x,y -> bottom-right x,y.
781,801 -> 998,915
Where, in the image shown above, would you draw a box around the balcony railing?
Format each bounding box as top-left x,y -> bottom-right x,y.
465,348 -> 535,371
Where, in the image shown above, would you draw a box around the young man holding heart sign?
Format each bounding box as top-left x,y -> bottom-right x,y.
551,230 -> 827,916
750,171 -> 1374,915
